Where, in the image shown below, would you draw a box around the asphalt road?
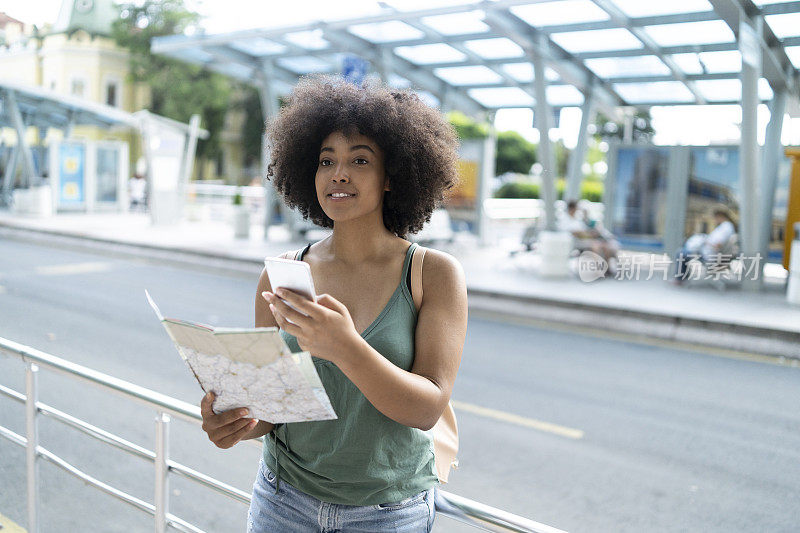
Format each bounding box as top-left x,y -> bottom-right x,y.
0,237 -> 798,533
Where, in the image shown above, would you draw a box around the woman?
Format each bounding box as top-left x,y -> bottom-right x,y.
199,76 -> 468,532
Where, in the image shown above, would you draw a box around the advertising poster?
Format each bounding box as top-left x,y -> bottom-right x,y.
59,143 -> 85,205
95,146 -> 119,203
612,146 -> 670,249
685,147 -> 740,238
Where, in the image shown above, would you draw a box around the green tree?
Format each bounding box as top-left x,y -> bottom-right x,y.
112,0 -> 232,165
239,86 -> 264,169
495,130 -> 537,175
446,111 -> 489,140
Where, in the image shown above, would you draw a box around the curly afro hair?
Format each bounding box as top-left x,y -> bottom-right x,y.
266,75 -> 460,237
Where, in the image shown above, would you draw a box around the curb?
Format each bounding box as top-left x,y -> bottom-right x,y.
467,290 -> 800,360
3,222 -> 797,360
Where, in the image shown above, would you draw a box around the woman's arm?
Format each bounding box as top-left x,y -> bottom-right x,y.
266,250 -> 468,431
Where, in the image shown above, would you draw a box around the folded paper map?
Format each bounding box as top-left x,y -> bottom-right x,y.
146,290 -> 337,423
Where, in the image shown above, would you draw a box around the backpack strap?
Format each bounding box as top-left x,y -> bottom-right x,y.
410,245 -> 426,312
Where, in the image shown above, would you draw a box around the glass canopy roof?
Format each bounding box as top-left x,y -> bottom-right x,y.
151,0 -> 800,116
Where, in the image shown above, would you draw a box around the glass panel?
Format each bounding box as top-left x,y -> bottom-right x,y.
502,62 -> 534,82
416,91 -> 440,108
180,48 -> 214,64
96,146 -> 119,204
765,13 -> 800,39
694,79 -> 741,102
213,62 -> 254,80
463,38 -> 524,59
467,87 -> 534,107
697,50 -> 741,73
613,81 -> 695,103
348,21 -> 425,43
229,38 -> 286,56
670,53 -> 704,74
551,28 -> 642,53
421,11 -> 490,35
501,63 -> 561,83
642,20 -> 735,47
277,56 -> 333,74
786,46 -> 800,68
584,55 -> 671,78
546,85 -> 584,106
395,44 -> 467,64
759,78 -> 774,100
434,65 -> 504,85
388,74 -> 411,88
381,0 -> 477,10
510,1 -> 609,26
284,30 -> 329,50
607,0 -> 712,17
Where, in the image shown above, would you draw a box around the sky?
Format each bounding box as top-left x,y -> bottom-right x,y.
3,0 -> 799,147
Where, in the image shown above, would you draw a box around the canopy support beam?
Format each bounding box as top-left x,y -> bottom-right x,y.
739,16 -> 762,291
758,89 -> 787,280
477,113 -> 496,245
257,61 -> 287,241
7,89 -> 37,188
533,48 -> 557,232
566,94 -> 595,203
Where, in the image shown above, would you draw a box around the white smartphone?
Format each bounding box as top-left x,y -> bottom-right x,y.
264,257 -> 317,303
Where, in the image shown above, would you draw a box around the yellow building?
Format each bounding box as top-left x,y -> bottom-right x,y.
0,0 -> 245,182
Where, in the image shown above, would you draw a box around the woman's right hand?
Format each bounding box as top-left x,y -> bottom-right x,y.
200,392 -> 259,449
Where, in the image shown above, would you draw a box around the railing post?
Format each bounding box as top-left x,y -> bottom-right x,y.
154,412 -> 170,533
25,363 -> 40,533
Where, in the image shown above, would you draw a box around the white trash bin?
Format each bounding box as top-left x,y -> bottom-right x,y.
538,231 -> 572,278
787,222 -> 800,306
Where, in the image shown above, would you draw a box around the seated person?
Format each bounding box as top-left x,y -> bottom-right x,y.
672,208 -> 736,284
558,199 -> 620,275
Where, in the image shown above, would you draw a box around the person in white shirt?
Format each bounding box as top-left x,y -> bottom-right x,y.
673,208 -> 737,283
129,173 -> 146,212
558,199 -> 620,276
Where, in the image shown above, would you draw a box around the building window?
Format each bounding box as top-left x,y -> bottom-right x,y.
71,78 -> 85,98
105,81 -> 118,107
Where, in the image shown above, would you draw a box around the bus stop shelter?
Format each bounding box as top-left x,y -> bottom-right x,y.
151,0 -> 800,288
0,79 -> 208,222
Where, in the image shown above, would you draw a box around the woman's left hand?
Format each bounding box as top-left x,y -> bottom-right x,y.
262,289 -> 361,365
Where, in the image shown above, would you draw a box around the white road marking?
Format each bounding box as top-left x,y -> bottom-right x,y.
35,262 -> 113,276
451,400 -> 584,440
0,512 -> 26,532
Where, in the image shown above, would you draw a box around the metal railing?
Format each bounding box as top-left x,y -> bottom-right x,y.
0,337 -> 566,533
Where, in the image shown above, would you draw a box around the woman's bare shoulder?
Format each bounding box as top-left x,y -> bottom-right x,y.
419,248 -> 465,294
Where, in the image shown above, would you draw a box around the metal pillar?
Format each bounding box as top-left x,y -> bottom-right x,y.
7,89 -> 37,188
758,90 -> 787,280
377,47 -> 392,84
37,126 -> 47,177
177,114 -> 201,215
154,412 -> 170,533
622,109 -> 634,144
258,61 -> 284,240
2,144 -> 19,205
532,51 -> 557,231
477,114 -> 497,245
565,94 -> 594,203
739,18 -> 762,291
26,363 -> 40,533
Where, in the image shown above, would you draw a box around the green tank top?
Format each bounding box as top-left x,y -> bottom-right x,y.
263,241 -> 438,506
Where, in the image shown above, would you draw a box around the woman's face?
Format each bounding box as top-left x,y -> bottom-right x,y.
315,130 -> 388,224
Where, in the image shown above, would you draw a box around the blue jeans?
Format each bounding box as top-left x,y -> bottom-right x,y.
247,460 -> 436,532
